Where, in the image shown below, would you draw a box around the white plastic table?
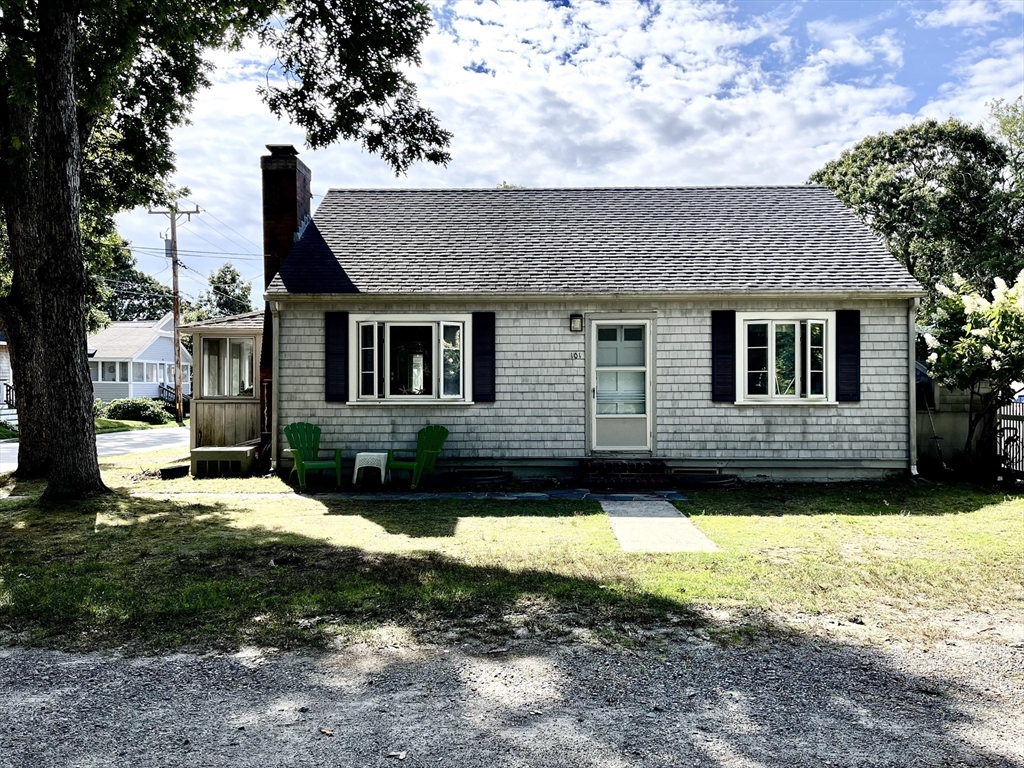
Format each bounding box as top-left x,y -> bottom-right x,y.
352,452 -> 390,485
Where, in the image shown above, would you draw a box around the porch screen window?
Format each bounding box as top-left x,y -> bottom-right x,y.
202,337 -> 255,397
146,363 -> 157,383
89,361 -> 99,382
101,361 -> 118,382
742,318 -> 829,401
119,362 -> 129,383
132,362 -> 145,382
356,320 -> 465,401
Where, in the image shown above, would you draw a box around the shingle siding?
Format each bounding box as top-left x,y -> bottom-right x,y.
275,298 -> 910,471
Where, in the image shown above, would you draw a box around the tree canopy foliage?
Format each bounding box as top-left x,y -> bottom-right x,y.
810,103 -> 1024,293
0,0 -> 452,497
196,263 -> 253,318
923,270 -> 1024,468
98,263 -> 174,322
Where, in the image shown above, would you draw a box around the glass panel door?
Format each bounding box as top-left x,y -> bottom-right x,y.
592,322 -> 650,451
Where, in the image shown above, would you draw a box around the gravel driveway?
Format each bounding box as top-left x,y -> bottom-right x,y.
2,633 -> 1020,768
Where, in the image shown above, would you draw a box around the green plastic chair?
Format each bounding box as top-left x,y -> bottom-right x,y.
284,422 -> 342,490
387,425 -> 450,490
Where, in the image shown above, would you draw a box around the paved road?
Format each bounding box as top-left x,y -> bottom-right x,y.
0,426 -> 189,474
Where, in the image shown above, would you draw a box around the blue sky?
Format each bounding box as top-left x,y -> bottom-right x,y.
115,0 -> 1024,308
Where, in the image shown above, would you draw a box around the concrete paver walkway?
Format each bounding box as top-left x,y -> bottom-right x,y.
601,499 -> 718,553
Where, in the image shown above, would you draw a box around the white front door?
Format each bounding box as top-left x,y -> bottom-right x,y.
590,320 -> 652,452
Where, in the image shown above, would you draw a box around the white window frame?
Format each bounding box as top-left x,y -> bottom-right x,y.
100,360 -> 119,383
590,318 -> 653,451
201,336 -> 258,399
735,311 -> 836,405
348,314 -> 473,404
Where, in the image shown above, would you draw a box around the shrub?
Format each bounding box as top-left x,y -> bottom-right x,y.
105,398 -> 171,425
93,398 -> 106,419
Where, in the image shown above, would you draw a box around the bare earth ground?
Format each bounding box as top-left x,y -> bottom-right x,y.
2,622 -> 1021,768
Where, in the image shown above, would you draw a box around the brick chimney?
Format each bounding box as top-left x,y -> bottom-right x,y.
261,144 -> 312,288
260,144 -> 311,447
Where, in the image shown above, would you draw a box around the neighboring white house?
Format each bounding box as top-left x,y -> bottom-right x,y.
87,313 -> 193,403
0,332 -> 15,426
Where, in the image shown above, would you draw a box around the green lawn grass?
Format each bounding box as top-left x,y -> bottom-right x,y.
0,423 -> 17,440
94,418 -> 188,435
0,458 -> 1021,653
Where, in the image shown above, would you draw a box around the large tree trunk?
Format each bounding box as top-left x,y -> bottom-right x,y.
35,0 -> 107,499
0,36 -> 52,479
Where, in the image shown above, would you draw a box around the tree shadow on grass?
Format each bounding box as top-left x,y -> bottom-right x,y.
321,498 -> 602,537
0,493 -> 691,653
1,495 -> 1021,766
688,480 -> 1021,517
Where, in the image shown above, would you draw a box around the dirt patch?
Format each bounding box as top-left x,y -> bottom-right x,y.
1,625 -> 1020,767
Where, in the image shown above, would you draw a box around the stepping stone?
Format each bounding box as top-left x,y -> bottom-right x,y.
601,500 -> 718,553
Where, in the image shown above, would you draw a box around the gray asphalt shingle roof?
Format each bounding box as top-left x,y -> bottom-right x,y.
267,185 -> 923,297
180,311 -> 265,332
88,323 -> 169,360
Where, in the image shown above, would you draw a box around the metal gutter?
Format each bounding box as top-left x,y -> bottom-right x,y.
270,301 -> 281,472
266,289 -> 928,304
908,297 -> 920,476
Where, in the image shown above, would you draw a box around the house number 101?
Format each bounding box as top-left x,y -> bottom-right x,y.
570,352 -> 583,360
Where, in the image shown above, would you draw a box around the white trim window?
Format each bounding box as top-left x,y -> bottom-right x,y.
351,315 -> 471,402
132,362 -> 145,382
202,337 -> 256,397
736,312 -> 836,403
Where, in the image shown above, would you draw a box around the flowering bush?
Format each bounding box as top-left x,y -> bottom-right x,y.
923,271 -> 1024,464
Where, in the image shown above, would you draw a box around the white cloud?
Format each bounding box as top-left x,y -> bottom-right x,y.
806,18 -> 904,68
916,0 -> 1023,29
114,0 -> 1024,300
918,34 -> 1024,121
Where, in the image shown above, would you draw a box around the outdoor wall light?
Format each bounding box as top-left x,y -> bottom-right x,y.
569,313 -> 584,332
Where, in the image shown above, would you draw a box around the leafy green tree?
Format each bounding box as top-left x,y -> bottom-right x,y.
197,263 -> 253,318
989,97 -> 1024,256
810,117 -> 1021,293
0,0 -> 451,498
98,264 -> 174,322
923,271 -> 1024,472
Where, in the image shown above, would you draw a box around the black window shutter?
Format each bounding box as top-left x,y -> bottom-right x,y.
325,312 -> 348,402
836,309 -> 860,402
472,312 -> 496,403
711,310 -> 736,402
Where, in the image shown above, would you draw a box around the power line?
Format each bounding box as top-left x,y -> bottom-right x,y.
178,223 -> 238,256
127,244 -> 263,260
179,263 -> 254,312
183,199 -> 262,251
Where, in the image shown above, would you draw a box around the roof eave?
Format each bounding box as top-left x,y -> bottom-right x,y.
266,288 -> 927,303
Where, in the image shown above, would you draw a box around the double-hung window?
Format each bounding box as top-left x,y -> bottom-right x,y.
352,316 -> 469,402
736,312 -> 835,403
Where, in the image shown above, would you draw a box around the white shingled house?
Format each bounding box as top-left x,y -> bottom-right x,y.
87,313 -> 193,403
0,332 -> 16,426
222,145 -> 928,482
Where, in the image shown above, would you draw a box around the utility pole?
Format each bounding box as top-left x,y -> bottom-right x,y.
150,204 -> 199,425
